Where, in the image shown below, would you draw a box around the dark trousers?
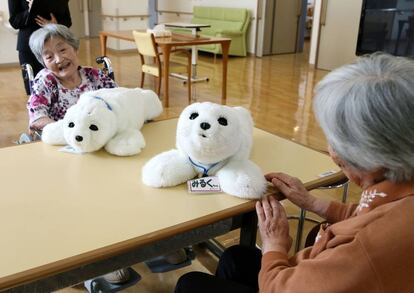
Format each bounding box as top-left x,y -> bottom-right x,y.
18,50 -> 43,95
175,245 -> 262,293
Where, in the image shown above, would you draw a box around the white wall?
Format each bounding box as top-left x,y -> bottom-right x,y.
255,0 -> 265,57
158,0 -> 193,12
315,0 -> 362,70
309,0 -> 322,65
101,0 -> 149,50
157,0 -> 259,54
0,0 -> 19,65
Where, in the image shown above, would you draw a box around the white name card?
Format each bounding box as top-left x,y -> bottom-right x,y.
187,176 -> 222,193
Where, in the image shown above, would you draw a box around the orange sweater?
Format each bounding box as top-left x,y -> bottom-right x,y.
259,180 -> 414,293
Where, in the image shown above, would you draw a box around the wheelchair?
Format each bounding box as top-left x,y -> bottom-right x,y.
17,56 -> 115,144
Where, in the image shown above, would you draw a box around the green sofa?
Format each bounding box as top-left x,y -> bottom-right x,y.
189,6 -> 250,57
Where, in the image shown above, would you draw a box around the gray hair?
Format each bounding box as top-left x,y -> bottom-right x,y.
29,24 -> 80,66
314,53 -> 414,182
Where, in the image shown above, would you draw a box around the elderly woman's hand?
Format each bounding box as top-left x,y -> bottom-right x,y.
265,172 -> 315,210
266,172 -> 331,218
35,13 -> 58,27
256,196 -> 292,255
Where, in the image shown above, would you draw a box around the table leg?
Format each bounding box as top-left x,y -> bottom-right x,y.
191,45 -> 198,78
159,45 -> 171,107
190,28 -> 208,83
239,211 -> 258,247
172,45 -> 208,84
170,30 -> 209,84
220,40 -> 230,105
191,27 -> 197,79
202,211 -> 258,258
100,33 -> 108,56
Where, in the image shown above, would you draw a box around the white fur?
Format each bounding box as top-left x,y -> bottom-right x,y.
42,87 -> 163,156
142,102 -> 267,199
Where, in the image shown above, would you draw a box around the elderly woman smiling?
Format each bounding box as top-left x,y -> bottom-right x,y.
25,24 -> 134,285
175,54 -> 414,293
27,24 -> 116,131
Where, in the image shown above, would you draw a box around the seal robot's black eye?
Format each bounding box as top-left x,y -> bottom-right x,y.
218,117 -> 228,126
68,122 -> 75,128
189,112 -> 199,120
89,124 -> 99,131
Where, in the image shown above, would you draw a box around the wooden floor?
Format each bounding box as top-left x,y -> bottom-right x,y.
0,38 -> 361,292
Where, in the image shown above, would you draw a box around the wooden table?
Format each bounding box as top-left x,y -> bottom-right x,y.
0,119 -> 342,292
99,30 -> 231,107
163,23 -> 212,83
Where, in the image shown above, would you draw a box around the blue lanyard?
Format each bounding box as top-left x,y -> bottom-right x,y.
93,96 -> 112,111
188,157 -> 220,177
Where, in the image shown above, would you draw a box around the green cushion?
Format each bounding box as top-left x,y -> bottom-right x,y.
183,6 -> 250,56
194,6 -> 248,22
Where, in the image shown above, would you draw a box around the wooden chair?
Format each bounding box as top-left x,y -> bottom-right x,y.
132,31 -> 191,104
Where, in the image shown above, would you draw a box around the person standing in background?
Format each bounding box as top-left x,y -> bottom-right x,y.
8,0 -> 72,95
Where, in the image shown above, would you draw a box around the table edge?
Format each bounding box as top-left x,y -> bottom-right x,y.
0,171 -> 344,290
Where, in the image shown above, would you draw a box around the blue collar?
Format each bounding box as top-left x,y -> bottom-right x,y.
188,156 -> 226,177
93,96 -> 112,111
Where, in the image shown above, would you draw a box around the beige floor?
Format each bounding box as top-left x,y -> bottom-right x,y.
0,38 -> 361,292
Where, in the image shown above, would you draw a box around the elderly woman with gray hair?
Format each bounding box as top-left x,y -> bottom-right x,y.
25,23 -> 133,285
27,23 -> 116,131
175,53 -> 414,293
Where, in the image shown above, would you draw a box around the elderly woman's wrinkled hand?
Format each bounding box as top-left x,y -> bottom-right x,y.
35,13 -> 58,27
265,172 -> 315,211
256,196 -> 292,255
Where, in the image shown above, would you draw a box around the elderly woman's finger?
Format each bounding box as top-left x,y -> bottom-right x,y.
264,172 -> 278,181
271,177 -> 290,194
261,196 -> 273,219
274,200 -> 289,224
269,195 -> 279,208
264,172 -> 285,181
270,197 -> 282,219
273,173 -> 301,186
255,201 -> 266,223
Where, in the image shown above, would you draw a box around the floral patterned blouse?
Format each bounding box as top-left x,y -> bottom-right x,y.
27,66 -> 117,126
